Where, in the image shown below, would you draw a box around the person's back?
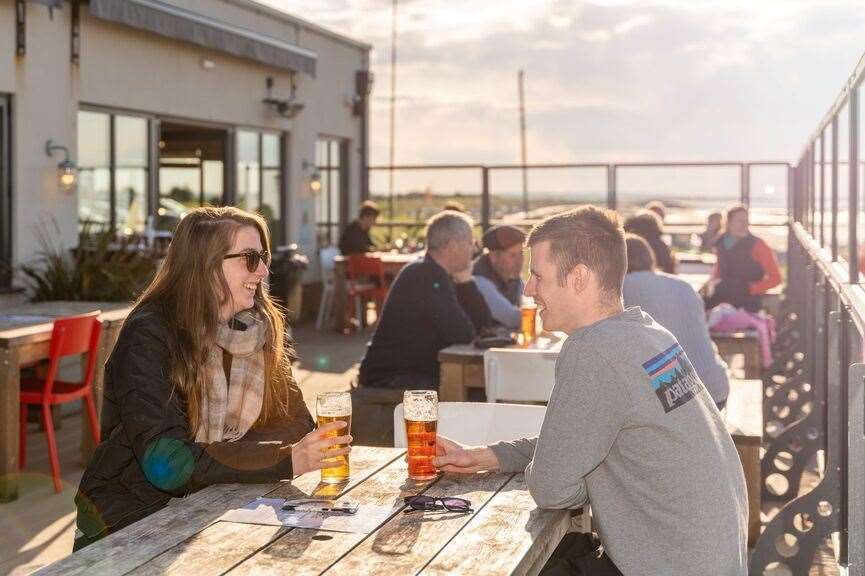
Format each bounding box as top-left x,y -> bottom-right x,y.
359,255 -> 476,387
623,270 -> 729,406
540,308 -> 747,574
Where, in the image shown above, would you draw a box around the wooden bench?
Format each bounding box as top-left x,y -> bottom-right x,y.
724,378 -> 763,547
713,331 -> 762,379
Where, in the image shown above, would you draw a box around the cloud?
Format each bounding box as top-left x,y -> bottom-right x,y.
266,0 -> 865,167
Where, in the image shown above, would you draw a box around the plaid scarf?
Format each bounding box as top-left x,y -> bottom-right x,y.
196,308 -> 267,443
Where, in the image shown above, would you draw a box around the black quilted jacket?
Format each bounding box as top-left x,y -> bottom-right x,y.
75,303 -> 314,539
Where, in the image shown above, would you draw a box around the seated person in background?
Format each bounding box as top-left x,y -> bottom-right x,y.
624,209 -> 677,274
472,224 -> 526,329
434,206 -> 747,575
354,210 -> 492,445
442,199 -> 467,213
700,211 -> 723,252
705,204 -> 782,313
623,234 -> 730,409
338,200 -> 379,255
644,200 -> 667,223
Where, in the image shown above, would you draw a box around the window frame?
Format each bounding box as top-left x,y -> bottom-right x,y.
315,136 -> 350,246
77,106 -> 153,236
234,127 -> 286,245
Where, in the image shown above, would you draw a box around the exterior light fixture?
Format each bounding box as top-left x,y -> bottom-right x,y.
45,139 -> 77,193
309,170 -> 322,192
302,159 -> 322,192
262,76 -> 305,119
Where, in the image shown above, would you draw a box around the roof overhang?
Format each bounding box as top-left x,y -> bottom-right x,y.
88,0 -> 317,77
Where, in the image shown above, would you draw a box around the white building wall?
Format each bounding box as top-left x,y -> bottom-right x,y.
0,3 -> 79,271
1,0 -> 369,282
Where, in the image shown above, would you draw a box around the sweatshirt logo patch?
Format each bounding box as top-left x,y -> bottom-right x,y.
642,343 -> 700,413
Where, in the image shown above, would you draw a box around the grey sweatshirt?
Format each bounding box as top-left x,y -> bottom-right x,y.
490,307 -> 748,576
623,270 -> 730,404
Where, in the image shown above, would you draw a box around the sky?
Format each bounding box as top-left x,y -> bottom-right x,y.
265,0 -> 865,169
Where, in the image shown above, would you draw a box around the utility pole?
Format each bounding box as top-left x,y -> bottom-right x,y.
518,69 -> 528,214
388,0 -> 398,225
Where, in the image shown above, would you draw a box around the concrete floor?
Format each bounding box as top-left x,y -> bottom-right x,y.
0,323 -> 369,575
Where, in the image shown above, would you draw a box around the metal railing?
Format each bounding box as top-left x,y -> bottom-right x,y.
746,49 -> 865,574
365,160 -> 791,231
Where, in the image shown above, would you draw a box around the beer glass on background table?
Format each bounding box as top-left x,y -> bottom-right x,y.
404,390 -> 439,481
520,297 -> 538,345
316,391 -> 352,484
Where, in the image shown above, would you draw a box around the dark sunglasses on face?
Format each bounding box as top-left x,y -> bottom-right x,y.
403,494 -> 473,514
223,250 -> 270,272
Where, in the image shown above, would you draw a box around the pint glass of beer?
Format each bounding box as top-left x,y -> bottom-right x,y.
520,298 -> 538,345
403,390 -> 438,481
316,391 -> 352,484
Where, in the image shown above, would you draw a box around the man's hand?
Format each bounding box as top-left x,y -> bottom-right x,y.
432,436 -> 501,474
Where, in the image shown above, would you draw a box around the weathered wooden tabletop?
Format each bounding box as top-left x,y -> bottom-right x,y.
35,446 -> 571,576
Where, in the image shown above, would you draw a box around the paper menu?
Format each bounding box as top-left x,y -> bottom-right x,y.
218,497 -> 397,535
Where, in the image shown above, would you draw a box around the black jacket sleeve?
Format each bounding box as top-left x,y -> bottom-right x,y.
424,271 -> 490,344
109,317 -> 298,496
455,279 -> 494,331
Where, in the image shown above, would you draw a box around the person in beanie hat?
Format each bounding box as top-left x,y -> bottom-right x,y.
472,224 -> 527,328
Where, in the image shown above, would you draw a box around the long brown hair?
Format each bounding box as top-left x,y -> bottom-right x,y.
132,206 -> 293,434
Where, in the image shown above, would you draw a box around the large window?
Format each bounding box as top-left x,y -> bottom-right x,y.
0,96 -> 10,288
77,110 -> 149,235
236,130 -> 283,243
315,138 -> 348,246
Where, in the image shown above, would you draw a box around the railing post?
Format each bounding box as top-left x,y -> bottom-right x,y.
820,130 -> 826,247
606,164 -> 616,210
808,157 -> 814,231
850,82 -> 860,282
740,163 -> 750,205
481,166 -> 490,232
833,114 -> 840,261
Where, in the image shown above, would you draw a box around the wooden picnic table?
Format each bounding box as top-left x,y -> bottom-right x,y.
35,446 -> 572,576
0,301 -> 133,502
438,336 -> 564,402
331,251 -> 420,331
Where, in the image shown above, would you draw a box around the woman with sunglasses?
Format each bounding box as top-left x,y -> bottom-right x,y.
73,206 -> 350,550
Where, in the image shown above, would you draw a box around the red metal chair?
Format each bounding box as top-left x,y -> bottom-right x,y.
346,254 -> 389,329
19,311 -> 102,493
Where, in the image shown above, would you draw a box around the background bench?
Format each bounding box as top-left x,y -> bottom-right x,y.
725,377 -> 763,546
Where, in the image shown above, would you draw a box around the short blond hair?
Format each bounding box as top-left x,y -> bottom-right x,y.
526,205 -> 626,297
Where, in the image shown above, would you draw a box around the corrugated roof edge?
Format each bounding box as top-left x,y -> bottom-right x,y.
228,0 -> 373,53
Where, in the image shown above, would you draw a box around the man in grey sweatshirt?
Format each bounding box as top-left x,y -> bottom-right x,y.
434,206 -> 748,575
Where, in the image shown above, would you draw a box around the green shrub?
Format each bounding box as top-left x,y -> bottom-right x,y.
20,220 -> 157,302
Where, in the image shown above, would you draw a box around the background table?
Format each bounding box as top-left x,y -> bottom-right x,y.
0,301 -> 132,502
438,336 -> 563,402
331,252 -> 419,330
35,446 -> 573,576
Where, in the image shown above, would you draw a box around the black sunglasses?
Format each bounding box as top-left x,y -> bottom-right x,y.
403,495 -> 473,514
224,250 -> 270,272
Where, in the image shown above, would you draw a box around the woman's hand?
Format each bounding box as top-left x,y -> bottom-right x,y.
287,421 -> 352,477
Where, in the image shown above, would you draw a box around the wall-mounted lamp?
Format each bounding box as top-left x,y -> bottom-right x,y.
46,139 -> 77,193
302,159 -> 322,192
